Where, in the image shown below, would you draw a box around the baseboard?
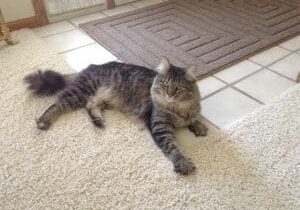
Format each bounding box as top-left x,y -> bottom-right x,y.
6,0 -> 48,31
7,16 -> 40,31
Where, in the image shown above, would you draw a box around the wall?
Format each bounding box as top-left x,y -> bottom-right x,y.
44,0 -> 105,15
0,0 -> 35,22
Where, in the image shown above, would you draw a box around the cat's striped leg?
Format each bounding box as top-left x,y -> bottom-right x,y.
36,88 -> 87,130
36,103 -> 66,130
150,112 -> 195,175
85,97 -> 105,128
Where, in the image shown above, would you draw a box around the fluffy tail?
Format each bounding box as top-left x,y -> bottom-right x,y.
24,70 -> 77,96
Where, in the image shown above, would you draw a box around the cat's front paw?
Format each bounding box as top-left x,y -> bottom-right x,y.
36,118 -> 51,130
174,158 -> 196,175
189,121 -> 208,137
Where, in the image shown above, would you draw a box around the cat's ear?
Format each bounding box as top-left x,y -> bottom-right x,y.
185,65 -> 197,81
156,57 -> 170,74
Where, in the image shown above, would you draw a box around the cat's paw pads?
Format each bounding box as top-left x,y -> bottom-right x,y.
36,119 -> 51,130
174,158 -> 196,175
190,122 -> 208,137
196,123 -> 208,136
92,118 -> 105,128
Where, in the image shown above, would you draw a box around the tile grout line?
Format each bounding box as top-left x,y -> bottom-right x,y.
230,86 -> 264,104
200,115 -> 220,130
212,65 -> 265,86
201,81 -> 264,105
277,45 -> 299,53
67,19 -> 78,29
226,67 -> 264,86
201,85 -> 229,100
204,47 -> 298,102
39,28 -> 77,38
197,42 -> 298,127
212,45 -> 298,86
248,51 -> 297,82
220,47 -> 298,103
278,45 -> 294,51
265,67 -> 297,82
57,42 -> 95,54
201,45 -> 297,100
66,12 -> 108,29
205,67 -> 265,102
248,52 -> 293,70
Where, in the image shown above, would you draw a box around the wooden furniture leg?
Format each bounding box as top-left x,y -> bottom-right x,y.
106,0 -> 115,9
0,8 -> 18,45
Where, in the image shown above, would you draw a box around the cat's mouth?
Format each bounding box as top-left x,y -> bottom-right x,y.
165,95 -> 175,103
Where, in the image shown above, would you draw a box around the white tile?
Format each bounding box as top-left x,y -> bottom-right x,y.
268,53 -> 300,81
62,43 -> 117,71
132,0 -> 165,8
234,70 -> 295,104
33,21 -> 75,37
103,5 -> 136,16
201,88 -> 261,128
249,47 -> 290,66
214,60 -> 262,83
43,29 -> 95,53
69,12 -> 107,27
197,77 -> 226,98
279,36 -> 300,51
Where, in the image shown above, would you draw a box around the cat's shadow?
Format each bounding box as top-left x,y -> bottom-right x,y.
175,124 -> 260,180
175,125 -> 286,208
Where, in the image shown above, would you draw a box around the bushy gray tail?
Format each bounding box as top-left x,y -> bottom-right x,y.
24,70 -> 76,96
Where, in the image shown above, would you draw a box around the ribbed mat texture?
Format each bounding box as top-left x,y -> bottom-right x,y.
81,0 -> 300,77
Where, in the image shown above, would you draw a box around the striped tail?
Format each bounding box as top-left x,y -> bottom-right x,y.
24,70 -> 77,96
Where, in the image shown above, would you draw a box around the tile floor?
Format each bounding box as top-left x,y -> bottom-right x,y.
33,0 -> 299,129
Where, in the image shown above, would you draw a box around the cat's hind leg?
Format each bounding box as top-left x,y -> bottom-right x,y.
85,97 -> 105,128
36,103 -> 67,130
36,87 -> 87,130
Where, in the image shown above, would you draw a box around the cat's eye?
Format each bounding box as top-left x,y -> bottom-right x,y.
176,85 -> 185,92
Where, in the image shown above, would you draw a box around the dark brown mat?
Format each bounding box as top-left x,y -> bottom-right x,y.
81,0 -> 300,78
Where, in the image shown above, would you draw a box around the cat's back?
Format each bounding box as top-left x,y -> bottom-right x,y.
74,61 -> 157,90
82,61 -> 156,78
76,62 -> 156,117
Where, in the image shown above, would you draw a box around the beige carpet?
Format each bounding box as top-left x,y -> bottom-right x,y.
0,30 -> 299,210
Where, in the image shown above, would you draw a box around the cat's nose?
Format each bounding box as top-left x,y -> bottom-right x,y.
166,89 -> 175,97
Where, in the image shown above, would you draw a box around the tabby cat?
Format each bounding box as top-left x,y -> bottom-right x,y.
24,58 -> 208,175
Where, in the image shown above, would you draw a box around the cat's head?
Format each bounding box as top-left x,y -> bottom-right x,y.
151,57 -> 200,107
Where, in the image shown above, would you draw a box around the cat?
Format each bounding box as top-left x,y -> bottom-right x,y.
24,58 -> 208,175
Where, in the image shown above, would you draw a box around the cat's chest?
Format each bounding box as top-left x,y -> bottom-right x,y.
171,111 -> 197,128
